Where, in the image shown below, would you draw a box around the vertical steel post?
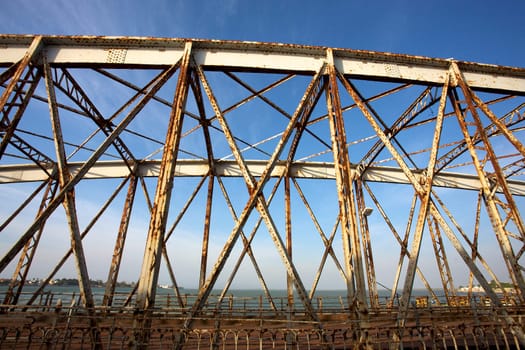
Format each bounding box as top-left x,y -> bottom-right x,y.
188,65 -> 217,290
468,191 -> 483,296
45,60 -> 94,309
133,43 -> 192,349
175,63 -> 326,347
0,64 -> 179,275
355,179 -> 379,308
199,174 -> 214,288
285,176 -> 294,309
336,64 -> 451,337
427,216 -> 456,303
389,193 -> 417,304
398,71 -> 449,311
103,175 -> 137,307
452,65 -> 525,241
325,49 -> 367,310
450,62 -> 525,300
44,59 -> 102,348
135,41 -> 192,310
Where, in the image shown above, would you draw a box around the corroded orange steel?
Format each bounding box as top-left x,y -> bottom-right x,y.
0,35 -> 524,348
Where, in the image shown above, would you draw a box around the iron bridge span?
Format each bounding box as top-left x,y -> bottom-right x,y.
0,35 -> 524,348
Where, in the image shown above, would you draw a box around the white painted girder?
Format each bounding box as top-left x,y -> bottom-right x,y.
1,159 -> 524,196
1,35 -> 524,94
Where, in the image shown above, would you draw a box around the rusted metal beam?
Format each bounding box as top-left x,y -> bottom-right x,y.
355,179 -> 379,307
51,68 -> 136,169
3,179 -> 58,305
199,174 -> 214,289
452,63 -> 525,242
1,34 -> 525,349
135,42 -> 193,311
0,66 -> 42,158
132,43 -> 192,349
179,61 -> 327,338
0,35 -> 41,121
214,175 -> 279,313
45,60 -> 94,309
24,176 -> 131,307
363,184 -> 441,305
326,49 -> 366,310
450,63 -> 525,301
0,61 -> 178,275
397,68 -> 449,311
1,35 -> 524,93
333,64 -> 518,337
285,176 -> 294,309
466,191 -> 483,297
103,174 -> 137,307
189,63 -> 217,290
427,216 -> 456,303
3,159 -> 525,195
44,59 -> 102,347
291,177 -> 347,298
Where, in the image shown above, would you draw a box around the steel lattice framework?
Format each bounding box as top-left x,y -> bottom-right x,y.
0,35 -> 524,348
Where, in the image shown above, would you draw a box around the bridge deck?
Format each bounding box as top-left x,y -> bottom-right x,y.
0,295 -> 523,349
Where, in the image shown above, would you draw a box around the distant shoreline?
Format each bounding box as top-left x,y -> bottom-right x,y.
0,278 -> 136,288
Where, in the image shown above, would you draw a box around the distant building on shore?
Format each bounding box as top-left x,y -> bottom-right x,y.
457,285 -> 485,293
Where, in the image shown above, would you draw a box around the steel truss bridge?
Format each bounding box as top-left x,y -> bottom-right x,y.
0,35 -> 524,349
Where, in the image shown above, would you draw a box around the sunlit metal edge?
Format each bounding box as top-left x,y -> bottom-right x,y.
0,35 -> 524,94
0,159 -> 523,196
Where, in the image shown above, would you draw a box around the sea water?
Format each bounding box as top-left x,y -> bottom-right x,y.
0,284 -> 449,310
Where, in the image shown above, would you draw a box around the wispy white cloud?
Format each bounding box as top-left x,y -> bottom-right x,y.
0,0 -> 184,36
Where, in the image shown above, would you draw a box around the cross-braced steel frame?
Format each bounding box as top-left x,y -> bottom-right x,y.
0,35 -> 524,348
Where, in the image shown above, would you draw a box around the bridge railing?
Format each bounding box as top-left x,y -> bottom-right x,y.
0,289 -> 522,315
0,302 -> 523,349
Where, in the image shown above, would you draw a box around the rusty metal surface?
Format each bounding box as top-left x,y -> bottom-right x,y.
1,35 -> 524,94
1,35 -> 524,348
0,33 -> 519,71
0,296 -> 523,349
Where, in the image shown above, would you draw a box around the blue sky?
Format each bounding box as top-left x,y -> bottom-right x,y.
0,1 -> 524,292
